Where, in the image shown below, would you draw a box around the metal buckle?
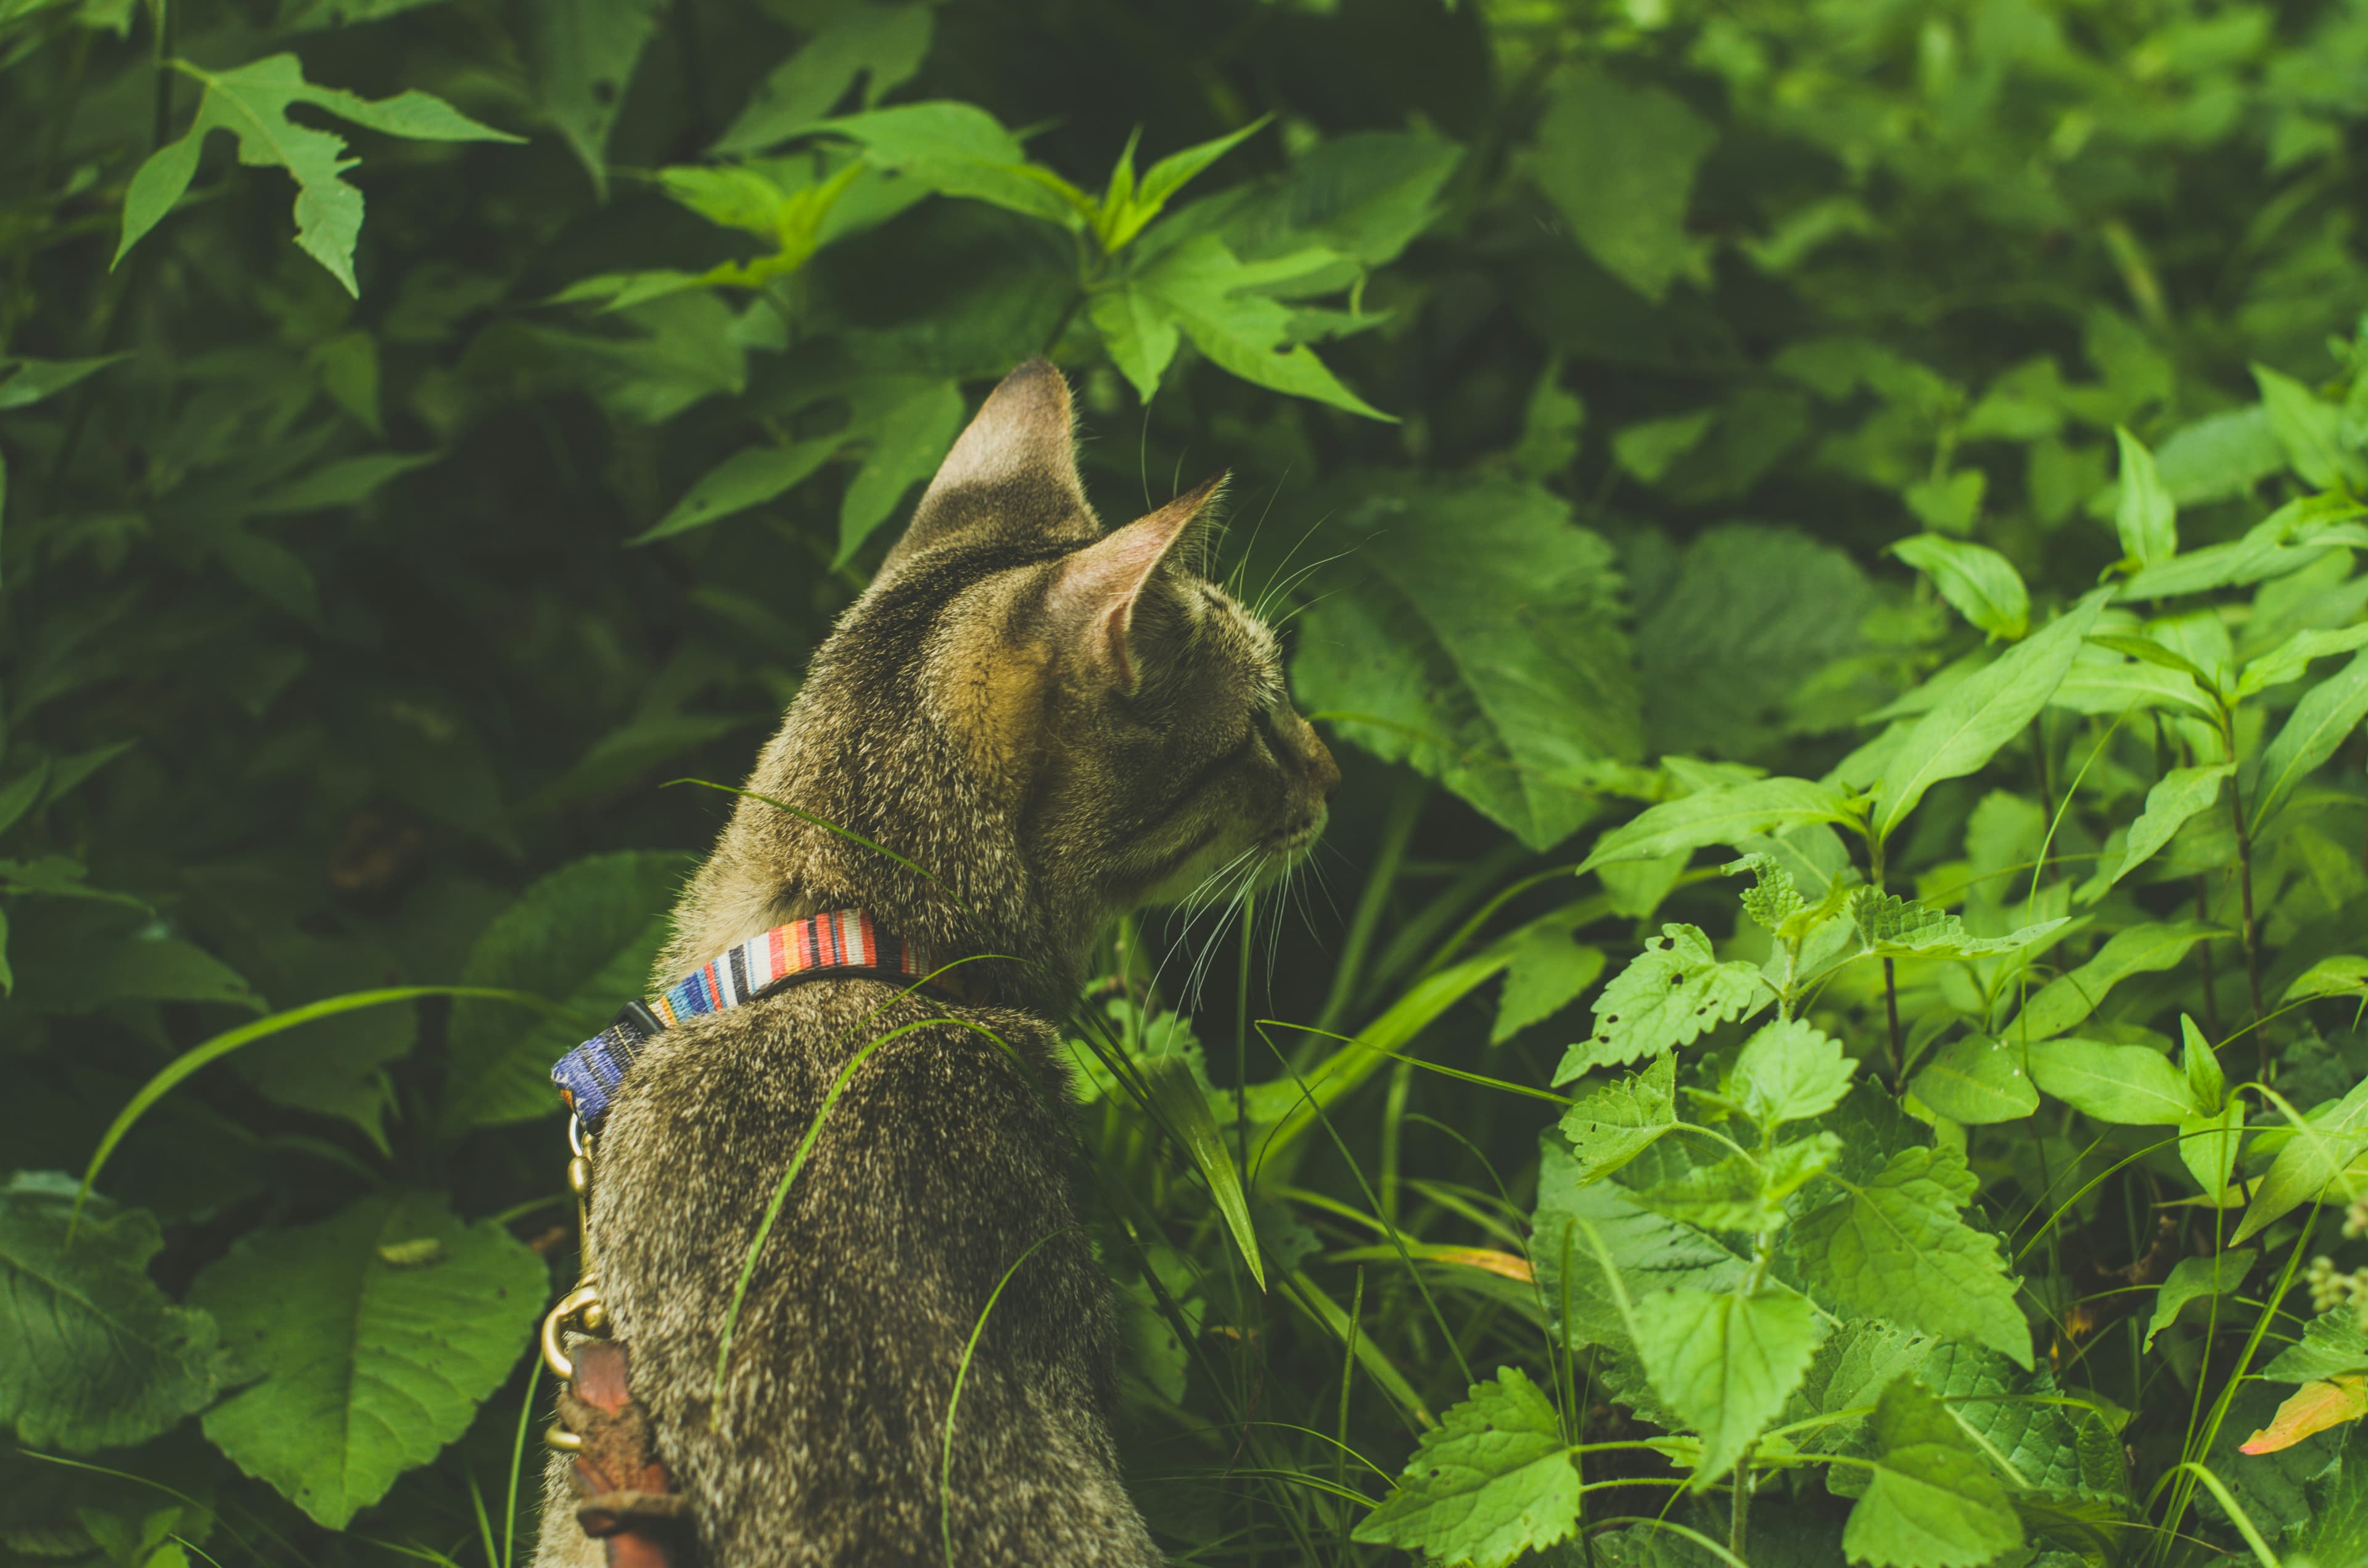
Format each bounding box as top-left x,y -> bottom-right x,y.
543,1112 -> 609,1450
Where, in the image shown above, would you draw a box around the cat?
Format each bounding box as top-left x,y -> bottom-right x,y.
532,359 -> 1339,1567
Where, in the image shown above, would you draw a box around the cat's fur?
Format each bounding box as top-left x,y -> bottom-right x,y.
532,360 -> 1338,1567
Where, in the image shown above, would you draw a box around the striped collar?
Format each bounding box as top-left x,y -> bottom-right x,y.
551,909 -> 945,1134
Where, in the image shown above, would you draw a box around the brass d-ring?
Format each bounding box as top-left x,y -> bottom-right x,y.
540,1281 -> 607,1382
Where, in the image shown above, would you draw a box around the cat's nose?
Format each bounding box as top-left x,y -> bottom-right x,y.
1304,724 -> 1341,804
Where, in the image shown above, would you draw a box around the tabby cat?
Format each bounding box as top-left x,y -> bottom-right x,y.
532,359 -> 1339,1567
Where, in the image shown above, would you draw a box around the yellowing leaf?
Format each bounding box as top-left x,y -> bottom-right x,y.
2240,1376 -> 2368,1455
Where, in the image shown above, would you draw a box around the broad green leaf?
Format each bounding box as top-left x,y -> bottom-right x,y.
2235,1073 -> 2368,1245
711,3 -> 933,155
2008,921 -> 2219,1041
1088,285 -> 1180,402
2256,363 -> 2368,492
118,55 -> 520,293
1293,480 -> 1640,850
1913,1342 -> 2127,1499
1731,1017 -> 1856,1128
191,1192 -> 546,1527
0,1173 -> 224,1452
1793,1146 -> 2031,1368
1873,591 -> 2108,841
1611,411 -> 1714,483
1636,1133 -> 1838,1233
1492,926 -> 1605,1044
633,438 -> 842,544
1186,130 -> 1460,279
2287,954 -> 2368,1003
1579,776 -> 1851,874
2051,639 -> 2224,723
2111,427 -> 2177,567
2182,1014 -> 2225,1109
438,850 -> 691,1133
1526,63 -> 1715,301
1843,1377 -> 2025,1568
1633,1287 -> 1825,1485
1556,924 -> 1767,1082
528,0 -> 662,197
2119,493 -> 2368,601
807,102 -> 1072,224
2026,1038 -> 2200,1125
2253,649 -> 2368,835
1891,533 -> 2029,641
2144,1249 -> 2253,1350
2265,1309 -> 2368,1384
1138,1054 -> 1264,1291
1350,1367 -> 1581,1568
2236,625 -> 2368,699
1556,1053 -> 1675,1183
838,377 -> 966,561
2179,1103 -> 2246,1199
0,354 -> 128,411
1909,1036 -> 2038,1125
1129,234 -> 1386,417
1531,1135 -> 1749,1352
1850,889 -> 2065,959
2110,765 -> 2232,885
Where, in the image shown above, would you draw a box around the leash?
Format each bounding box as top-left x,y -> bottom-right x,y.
538,909 -> 949,1566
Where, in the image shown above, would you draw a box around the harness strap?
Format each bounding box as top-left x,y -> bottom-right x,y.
558,1340 -> 688,1568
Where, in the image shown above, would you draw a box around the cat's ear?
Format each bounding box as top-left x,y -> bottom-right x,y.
885,359 -> 1092,570
1051,472 -> 1227,691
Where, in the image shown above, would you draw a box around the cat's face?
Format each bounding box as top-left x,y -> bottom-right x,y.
887,361 -> 1338,928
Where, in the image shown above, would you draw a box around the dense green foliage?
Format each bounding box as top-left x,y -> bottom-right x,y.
15,0 -> 2368,1562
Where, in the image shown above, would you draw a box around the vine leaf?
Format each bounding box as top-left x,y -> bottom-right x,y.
116,54 -> 520,294
190,1191 -> 547,1527
1350,1366 -> 1580,1568
1554,924 -> 1767,1083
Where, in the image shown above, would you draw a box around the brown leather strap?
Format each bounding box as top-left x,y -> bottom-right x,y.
559,1340 -> 689,1568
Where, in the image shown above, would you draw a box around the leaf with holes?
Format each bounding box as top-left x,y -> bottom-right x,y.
1557,1052 -> 1675,1183
1554,924 -> 1768,1082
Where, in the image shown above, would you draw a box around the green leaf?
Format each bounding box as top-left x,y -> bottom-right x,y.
1128,234 -> 1387,417
2287,954 -> 2368,1003
1579,776 -> 1851,874
633,438 -> 843,545
528,0 -> 663,198
1909,1036 -> 2038,1126
117,55 -> 519,293
711,3 -> 933,156
190,1192 -> 546,1527
1891,533 -> 2029,641
838,377 -> 966,562
1633,1287 -> 1825,1485
438,850 -> 691,1133
1136,1053 -> 1265,1291
2144,1249 -> 2254,1351
2265,1310 -> 2368,1384
1912,1342 -> 2126,1501
1873,591 -> 2108,841
2110,765 -> 2232,885
2119,493 -> 2368,601
1731,1017 -> 1856,1129
2180,1102 -> 2247,1199
1555,924 -> 1767,1082
1532,1135 -> 1749,1352
2009,921 -> 2220,1041
2026,1038 -> 2202,1125
2236,626 -> 2368,699
1350,1366 -> 1580,1568
1843,1376 -> 2026,1568
2236,1073 -> 2368,1245
0,1173 -> 224,1452
2111,427 -> 2177,567
1556,1053 -> 1675,1183
1526,63 -> 1715,302
1611,411 -> 1714,483
1636,1133 -> 1838,1233
0,354 -> 128,411
2253,649 -> 2368,836
1098,117 -> 1269,253
2256,363 -> 2368,492
1493,927 -> 1605,1045
1849,889 -> 2066,960
1293,479 -> 1640,850
1793,1146 -> 2031,1368
1087,285 -> 1180,402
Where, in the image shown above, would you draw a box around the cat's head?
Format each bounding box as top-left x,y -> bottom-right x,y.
672,360 -> 1338,998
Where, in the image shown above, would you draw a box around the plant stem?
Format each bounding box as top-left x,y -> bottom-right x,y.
2226,774 -> 2266,1067
1730,1444 -> 1753,1558
1870,837 -> 1902,1080
2193,876 -> 2221,1040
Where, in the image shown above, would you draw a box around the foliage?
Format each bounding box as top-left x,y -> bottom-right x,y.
13,0 -> 2368,1564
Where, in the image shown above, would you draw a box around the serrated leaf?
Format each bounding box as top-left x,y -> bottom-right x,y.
1128,234 -> 1386,417
1350,1367 -> 1580,1568
2254,649 -> 2368,836
438,850 -> 691,1133
2010,921 -> 2221,1041
1493,927 -> 1605,1045
1531,1136 -> 1749,1353
1555,925 -> 1767,1082
1732,1017 -> 1856,1129
2235,1073 -> 2368,1245
1849,889 -> 2065,960
2144,1249 -> 2253,1351
2236,625 -> 2368,699
1909,1036 -> 2038,1125
1891,533 -> 2029,641
2110,765 -> 2232,885
1874,592 -> 2108,841
1914,1342 -> 2126,1499
191,1192 -> 545,1527
0,1173 -> 224,1453
2026,1038 -> 2201,1125
2266,1310 -> 2368,1384
1843,1377 -> 2026,1568
1793,1146 -> 2031,1368
117,55 -> 519,294
2111,427 -> 2177,567
2240,1377 -> 2368,1456
633,438 -> 842,545
1637,1133 -> 1838,1234
1580,776 -> 1852,874
1633,1287 -> 1825,1485
1726,853 -> 1804,934
1556,1053 -> 1675,1183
